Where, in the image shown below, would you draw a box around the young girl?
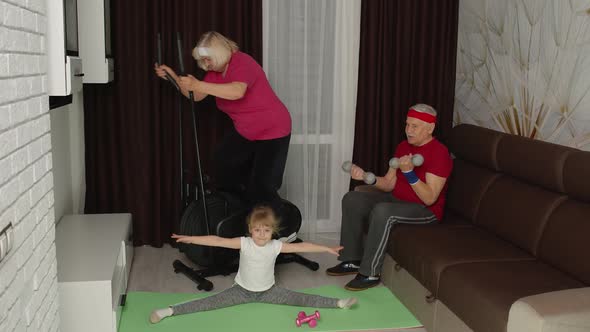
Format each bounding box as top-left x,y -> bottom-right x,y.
150,205 -> 358,323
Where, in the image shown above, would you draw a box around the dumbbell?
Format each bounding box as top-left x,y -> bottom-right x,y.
296,310 -> 320,327
389,154 -> 424,169
342,161 -> 376,185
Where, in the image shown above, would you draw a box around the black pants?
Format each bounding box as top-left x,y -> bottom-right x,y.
214,126 -> 290,212
339,191 -> 437,276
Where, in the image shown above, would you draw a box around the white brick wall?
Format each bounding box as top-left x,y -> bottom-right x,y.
0,0 -> 60,331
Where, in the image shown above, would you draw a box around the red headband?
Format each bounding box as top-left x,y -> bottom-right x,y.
407,109 -> 436,123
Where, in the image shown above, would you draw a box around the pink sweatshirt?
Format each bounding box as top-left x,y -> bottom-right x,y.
204,52 -> 291,141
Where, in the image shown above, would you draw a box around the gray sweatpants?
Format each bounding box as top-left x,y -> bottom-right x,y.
339,191 -> 437,277
172,284 -> 340,315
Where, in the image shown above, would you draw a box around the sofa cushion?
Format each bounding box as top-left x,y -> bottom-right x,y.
446,159 -> 500,222
475,176 -> 567,255
439,211 -> 473,227
537,199 -> 590,285
438,261 -> 585,332
496,134 -> 574,193
389,225 -> 534,296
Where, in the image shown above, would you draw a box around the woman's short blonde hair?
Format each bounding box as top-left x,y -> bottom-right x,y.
192,31 -> 239,71
246,205 -> 280,236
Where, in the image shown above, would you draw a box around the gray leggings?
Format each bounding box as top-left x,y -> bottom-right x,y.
339,191 -> 437,277
172,284 -> 340,315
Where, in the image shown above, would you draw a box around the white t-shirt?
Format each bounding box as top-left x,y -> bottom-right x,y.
234,237 -> 283,291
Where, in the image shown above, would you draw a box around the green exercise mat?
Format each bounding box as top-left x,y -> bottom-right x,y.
119,285 -> 422,332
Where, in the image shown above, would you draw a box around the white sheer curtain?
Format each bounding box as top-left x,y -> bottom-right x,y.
263,0 -> 361,236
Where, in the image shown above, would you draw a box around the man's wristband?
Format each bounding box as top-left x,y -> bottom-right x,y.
402,170 -> 419,185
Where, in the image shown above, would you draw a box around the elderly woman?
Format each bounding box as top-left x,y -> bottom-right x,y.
155,31 -> 291,211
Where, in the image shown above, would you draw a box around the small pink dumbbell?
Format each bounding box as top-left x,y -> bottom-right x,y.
296,310 -> 320,327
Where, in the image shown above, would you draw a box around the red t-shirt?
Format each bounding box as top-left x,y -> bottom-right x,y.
204,52 -> 291,141
391,138 -> 453,220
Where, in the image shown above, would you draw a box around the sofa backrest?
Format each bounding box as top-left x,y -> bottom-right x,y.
446,125 -> 502,222
537,151 -> 590,285
446,124 -> 589,285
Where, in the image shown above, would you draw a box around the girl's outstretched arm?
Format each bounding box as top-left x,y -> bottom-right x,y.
172,234 -> 241,249
280,242 -> 343,256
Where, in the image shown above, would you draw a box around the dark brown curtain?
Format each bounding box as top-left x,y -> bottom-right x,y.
83,0 -> 262,246
352,0 -> 459,176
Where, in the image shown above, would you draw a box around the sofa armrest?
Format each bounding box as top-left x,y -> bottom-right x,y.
507,287 -> 590,332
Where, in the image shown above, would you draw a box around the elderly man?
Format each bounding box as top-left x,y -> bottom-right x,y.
328,104 -> 453,291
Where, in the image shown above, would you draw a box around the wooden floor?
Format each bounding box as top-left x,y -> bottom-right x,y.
127,232 -> 427,332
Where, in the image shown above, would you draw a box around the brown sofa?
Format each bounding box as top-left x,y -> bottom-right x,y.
359,124 -> 590,332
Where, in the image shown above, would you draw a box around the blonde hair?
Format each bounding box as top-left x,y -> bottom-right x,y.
410,103 -> 437,116
192,31 -> 239,71
246,205 -> 280,236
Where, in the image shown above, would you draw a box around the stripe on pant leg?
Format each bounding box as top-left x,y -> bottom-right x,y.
394,215 -> 438,224
369,214 -> 437,276
370,216 -> 396,277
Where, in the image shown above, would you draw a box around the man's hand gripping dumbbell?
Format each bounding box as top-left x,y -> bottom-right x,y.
341,161 -> 377,185
389,154 -> 424,185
